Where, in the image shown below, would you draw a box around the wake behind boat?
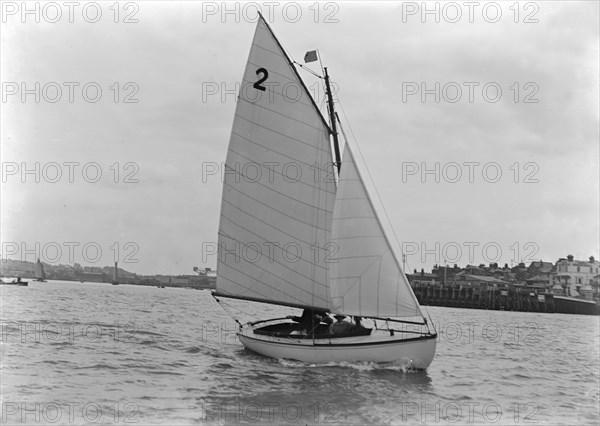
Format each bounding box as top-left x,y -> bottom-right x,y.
211,14 -> 436,369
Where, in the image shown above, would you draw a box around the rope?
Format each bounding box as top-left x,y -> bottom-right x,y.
293,61 -> 323,79
211,294 -> 243,328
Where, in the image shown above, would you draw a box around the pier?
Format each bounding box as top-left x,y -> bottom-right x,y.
411,282 -> 557,313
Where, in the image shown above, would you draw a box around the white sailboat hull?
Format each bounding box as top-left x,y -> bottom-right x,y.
238,323 -> 437,369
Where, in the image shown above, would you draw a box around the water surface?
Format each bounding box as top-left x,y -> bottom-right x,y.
1,280 -> 598,424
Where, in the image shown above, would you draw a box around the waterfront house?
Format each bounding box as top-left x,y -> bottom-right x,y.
555,255 -> 600,297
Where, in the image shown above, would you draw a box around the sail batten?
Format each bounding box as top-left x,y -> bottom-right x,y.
216,16 -> 336,310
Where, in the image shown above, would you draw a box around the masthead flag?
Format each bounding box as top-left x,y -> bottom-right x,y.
304,50 -> 318,63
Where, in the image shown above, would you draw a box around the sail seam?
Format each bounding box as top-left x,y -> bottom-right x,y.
237,88 -> 324,134
231,130 -> 337,183
217,218 -> 329,273
221,199 -> 331,257
226,146 -> 336,194
222,182 -> 332,231
333,235 -> 385,240
217,271 -> 326,307
218,229 -> 330,281
330,255 -> 382,261
332,216 -> 377,220
215,275 -> 271,302
235,113 -> 329,154
217,250 -> 330,302
223,170 -> 333,214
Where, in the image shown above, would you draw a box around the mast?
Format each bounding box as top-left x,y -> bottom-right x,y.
324,67 -> 341,171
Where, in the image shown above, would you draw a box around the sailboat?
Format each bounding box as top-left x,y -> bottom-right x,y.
212,15 -> 437,369
35,258 -> 47,282
111,262 -> 119,285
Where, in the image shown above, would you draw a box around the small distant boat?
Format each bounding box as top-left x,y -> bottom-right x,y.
1,277 -> 28,286
111,262 -> 119,285
211,15 -> 437,369
35,258 -> 47,282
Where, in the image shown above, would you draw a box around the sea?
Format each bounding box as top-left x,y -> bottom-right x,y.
1,280 -> 598,425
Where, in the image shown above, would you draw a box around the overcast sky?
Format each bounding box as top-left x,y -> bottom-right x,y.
1,1 -> 598,275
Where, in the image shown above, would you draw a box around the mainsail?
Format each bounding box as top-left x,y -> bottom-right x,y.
215,16 -> 336,310
329,143 -> 423,318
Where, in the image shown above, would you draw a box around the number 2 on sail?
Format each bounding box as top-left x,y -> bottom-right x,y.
253,68 -> 268,91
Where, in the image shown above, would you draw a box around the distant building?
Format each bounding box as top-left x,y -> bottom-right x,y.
407,268 -> 439,285
555,255 -> 600,297
524,260 -> 555,288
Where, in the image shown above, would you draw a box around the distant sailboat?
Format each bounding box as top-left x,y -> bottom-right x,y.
211,15 -> 436,368
35,258 -> 47,282
112,262 -> 119,285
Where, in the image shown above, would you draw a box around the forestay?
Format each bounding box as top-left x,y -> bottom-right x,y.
215,16 -> 336,310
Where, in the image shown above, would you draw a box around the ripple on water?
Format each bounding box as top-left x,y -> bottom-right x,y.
1,282 -> 598,425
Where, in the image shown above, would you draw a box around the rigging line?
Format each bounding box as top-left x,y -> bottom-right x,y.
213,293 -> 275,326
317,49 -> 325,80
212,293 -> 243,328
293,61 -> 323,79
336,98 -> 408,262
